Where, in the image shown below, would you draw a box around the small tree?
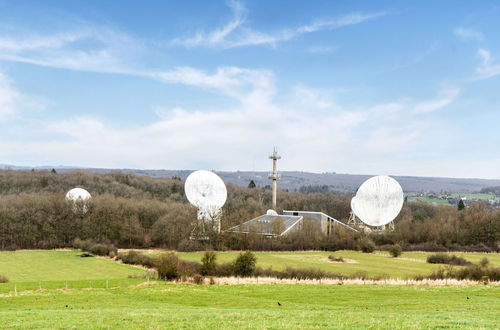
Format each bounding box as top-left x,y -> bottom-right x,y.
233,251 -> 257,277
248,180 -> 256,188
200,251 -> 217,275
51,168 -> 57,174
359,238 -> 375,253
389,244 -> 402,258
457,199 -> 465,211
156,253 -> 179,281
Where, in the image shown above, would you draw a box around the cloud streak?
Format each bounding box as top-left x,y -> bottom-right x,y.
171,2 -> 386,48
476,48 -> 500,80
453,27 -> 484,41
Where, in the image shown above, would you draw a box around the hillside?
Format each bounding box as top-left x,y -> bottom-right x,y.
2,164 -> 500,193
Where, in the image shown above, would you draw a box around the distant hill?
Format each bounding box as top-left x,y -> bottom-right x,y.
2,164 -> 499,194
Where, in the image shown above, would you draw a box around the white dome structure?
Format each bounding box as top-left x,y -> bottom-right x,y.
65,188 -> 91,202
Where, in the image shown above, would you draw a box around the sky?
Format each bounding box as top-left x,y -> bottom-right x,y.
0,0 -> 500,178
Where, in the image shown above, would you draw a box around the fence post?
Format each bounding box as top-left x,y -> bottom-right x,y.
14,284 -> 17,296
65,281 -> 68,289
106,280 -> 109,289
39,282 -> 41,290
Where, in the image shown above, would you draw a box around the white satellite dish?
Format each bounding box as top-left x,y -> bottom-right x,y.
351,175 -> 404,227
185,170 -> 227,236
65,188 -> 91,202
185,170 -> 227,211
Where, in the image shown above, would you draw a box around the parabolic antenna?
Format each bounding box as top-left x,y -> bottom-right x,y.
185,170 -> 227,212
351,175 -> 404,227
65,188 -> 91,202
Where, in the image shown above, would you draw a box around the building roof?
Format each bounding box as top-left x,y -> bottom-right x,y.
225,214 -> 303,237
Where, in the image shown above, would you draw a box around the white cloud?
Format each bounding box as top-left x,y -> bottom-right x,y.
412,88 -> 460,114
476,48 -> 500,80
0,73 -> 21,119
171,1 -> 386,48
0,27 -> 142,74
453,27 -> 484,41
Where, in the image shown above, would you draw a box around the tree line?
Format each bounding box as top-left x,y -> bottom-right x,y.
0,170 -> 498,252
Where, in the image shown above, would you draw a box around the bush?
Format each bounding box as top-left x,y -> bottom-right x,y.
117,251 -> 155,268
428,265 -> 500,281
359,238 -> 375,253
200,251 -> 217,276
233,251 -> 257,277
192,274 -> 204,285
427,253 -> 472,266
0,275 -> 8,283
72,238 -> 117,257
328,255 -> 345,262
156,253 -> 180,281
89,243 -> 117,256
389,244 -> 402,258
480,257 -> 490,267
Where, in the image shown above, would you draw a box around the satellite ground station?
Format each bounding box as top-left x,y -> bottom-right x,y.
348,175 -> 404,231
184,170 -> 227,240
227,149 -> 359,237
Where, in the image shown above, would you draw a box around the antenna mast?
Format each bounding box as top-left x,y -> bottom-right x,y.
268,147 -> 281,210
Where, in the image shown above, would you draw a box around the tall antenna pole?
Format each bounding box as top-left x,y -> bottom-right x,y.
268,147 -> 281,210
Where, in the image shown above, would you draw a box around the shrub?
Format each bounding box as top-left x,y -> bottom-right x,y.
200,251 -> 217,276
117,251 -> 155,268
359,238 -> 375,253
89,243 -> 117,257
428,265 -> 500,281
328,255 -> 345,262
479,257 -> 490,267
192,274 -> 204,285
214,262 -> 234,277
156,253 -> 179,281
389,244 -> 402,258
177,239 -> 205,252
427,253 -> 472,266
0,275 -> 8,283
233,251 -> 257,277
72,238 -> 117,257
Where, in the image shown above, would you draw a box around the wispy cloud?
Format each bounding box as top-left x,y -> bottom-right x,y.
0,26 -> 142,74
0,73 -> 21,118
412,88 -> 460,114
171,1 -> 386,48
476,48 -> 500,80
453,27 -> 484,41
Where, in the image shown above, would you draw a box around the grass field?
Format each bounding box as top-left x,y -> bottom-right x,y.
413,196 -> 451,205
1,283 -> 498,329
450,193 -> 500,201
177,250 -> 500,279
0,250 -> 499,328
0,250 -> 146,282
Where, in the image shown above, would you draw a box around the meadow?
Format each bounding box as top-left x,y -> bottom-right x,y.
1,283 -> 498,329
1,250 -> 499,329
177,250 -> 500,279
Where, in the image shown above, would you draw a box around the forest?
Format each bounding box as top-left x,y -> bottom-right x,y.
0,170 -> 498,252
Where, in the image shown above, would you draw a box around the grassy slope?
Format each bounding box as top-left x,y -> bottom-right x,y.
178,251 -> 500,279
0,284 -> 498,329
0,250 -> 145,282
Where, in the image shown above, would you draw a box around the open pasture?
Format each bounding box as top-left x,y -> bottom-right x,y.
177,250 -> 500,279
0,250 -> 146,282
1,283 -> 498,329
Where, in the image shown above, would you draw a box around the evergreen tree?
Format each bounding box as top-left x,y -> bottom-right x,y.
248,180 -> 256,188
457,199 -> 465,211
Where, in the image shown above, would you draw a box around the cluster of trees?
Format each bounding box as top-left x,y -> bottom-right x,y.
0,170 -> 498,252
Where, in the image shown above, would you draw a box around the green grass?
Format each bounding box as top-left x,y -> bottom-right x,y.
0,250 -> 147,282
413,196 -> 451,205
178,250 -> 499,279
450,193 -> 500,201
0,283 -> 498,329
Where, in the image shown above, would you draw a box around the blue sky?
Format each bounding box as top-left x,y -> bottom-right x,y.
0,0 -> 499,178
